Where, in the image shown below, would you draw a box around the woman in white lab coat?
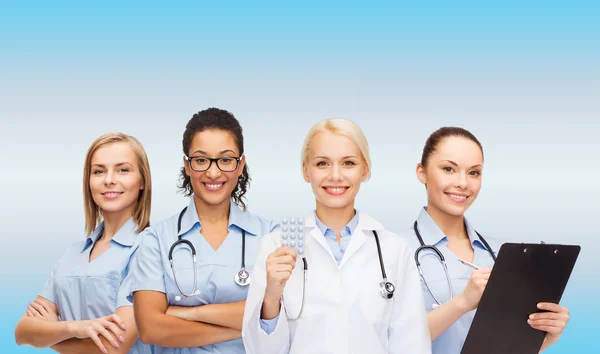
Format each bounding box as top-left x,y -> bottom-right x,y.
242,119 -> 431,354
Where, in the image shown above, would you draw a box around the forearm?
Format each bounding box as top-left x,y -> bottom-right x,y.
260,293 -> 281,320
52,338 -> 122,354
194,301 -> 246,331
427,294 -> 471,341
15,317 -> 73,348
138,312 -> 240,347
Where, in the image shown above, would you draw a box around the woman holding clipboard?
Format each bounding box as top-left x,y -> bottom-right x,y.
400,127 -> 570,353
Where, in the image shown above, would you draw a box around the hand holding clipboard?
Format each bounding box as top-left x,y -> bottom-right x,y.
460,243 -> 579,354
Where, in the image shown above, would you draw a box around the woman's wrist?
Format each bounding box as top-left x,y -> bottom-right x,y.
261,292 -> 281,320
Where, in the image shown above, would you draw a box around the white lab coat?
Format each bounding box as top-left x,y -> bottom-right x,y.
242,212 -> 431,354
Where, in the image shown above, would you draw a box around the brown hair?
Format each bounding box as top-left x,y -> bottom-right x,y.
421,127 -> 483,167
178,108 -> 250,211
83,132 -> 152,235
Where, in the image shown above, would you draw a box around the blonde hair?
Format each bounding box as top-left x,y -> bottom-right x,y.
301,119 -> 372,180
83,132 -> 152,235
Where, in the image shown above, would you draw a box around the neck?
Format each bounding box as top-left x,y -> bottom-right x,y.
194,194 -> 231,225
425,203 -> 467,241
100,208 -> 133,240
315,200 -> 355,233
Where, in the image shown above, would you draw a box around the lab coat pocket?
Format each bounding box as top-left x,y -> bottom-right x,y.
358,281 -> 393,327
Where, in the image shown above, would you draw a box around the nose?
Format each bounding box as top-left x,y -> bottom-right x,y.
205,160 -> 222,179
104,169 -> 117,185
329,165 -> 343,182
455,172 -> 468,189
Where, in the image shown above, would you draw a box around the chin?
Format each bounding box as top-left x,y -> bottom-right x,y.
195,192 -> 231,206
317,196 -> 354,210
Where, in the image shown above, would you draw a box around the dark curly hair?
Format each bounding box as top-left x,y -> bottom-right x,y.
178,108 -> 251,211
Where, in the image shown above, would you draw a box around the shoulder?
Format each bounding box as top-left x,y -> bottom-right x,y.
137,212 -> 180,244
397,226 -> 421,253
476,233 -> 502,257
243,209 -> 279,236
359,212 -> 413,253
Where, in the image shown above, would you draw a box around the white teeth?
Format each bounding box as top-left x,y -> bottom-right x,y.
327,187 -> 346,193
449,194 -> 467,201
104,192 -> 121,197
205,183 -> 224,190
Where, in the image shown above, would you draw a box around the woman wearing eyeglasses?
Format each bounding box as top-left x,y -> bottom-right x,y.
125,108 -> 277,354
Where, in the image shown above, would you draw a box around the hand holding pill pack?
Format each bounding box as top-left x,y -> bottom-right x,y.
280,217 -> 305,256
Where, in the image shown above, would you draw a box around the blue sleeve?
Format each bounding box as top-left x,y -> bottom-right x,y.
38,268 -> 58,304
124,227 -> 167,303
259,313 -> 280,335
116,236 -> 144,308
38,248 -> 71,304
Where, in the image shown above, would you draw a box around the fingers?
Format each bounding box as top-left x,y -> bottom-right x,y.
34,298 -> 53,313
89,333 -> 108,354
272,246 -> 297,259
94,320 -> 120,348
529,324 -> 564,335
528,319 -> 566,335
106,313 -> 127,330
530,311 -> 569,321
27,304 -> 44,318
537,302 -> 568,314
102,319 -> 125,343
29,302 -> 48,316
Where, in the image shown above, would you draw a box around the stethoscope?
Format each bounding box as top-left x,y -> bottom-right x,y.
168,207 -> 251,301
284,229 -> 395,321
413,220 -> 496,308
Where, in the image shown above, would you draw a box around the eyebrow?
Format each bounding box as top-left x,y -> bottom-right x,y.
91,162 -> 134,168
439,160 -> 482,169
313,155 -> 359,160
192,149 -> 237,155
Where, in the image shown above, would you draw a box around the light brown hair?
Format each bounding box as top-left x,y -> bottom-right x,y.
83,132 -> 152,235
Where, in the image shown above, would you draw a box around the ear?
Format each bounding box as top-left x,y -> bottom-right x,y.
361,164 -> 368,182
237,155 -> 246,178
416,163 -> 427,185
183,156 -> 191,177
303,162 -> 310,183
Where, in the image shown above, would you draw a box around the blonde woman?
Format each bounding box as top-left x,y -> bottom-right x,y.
15,132 -> 153,354
242,119 -> 431,354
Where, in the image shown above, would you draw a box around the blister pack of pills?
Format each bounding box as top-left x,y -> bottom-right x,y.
280,217 -> 305,255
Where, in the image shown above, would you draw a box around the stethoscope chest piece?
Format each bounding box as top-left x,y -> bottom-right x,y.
378,281 -> 395,299
234,269 -> 251,286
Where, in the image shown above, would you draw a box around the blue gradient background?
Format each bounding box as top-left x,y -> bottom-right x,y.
1,1 -> 598,352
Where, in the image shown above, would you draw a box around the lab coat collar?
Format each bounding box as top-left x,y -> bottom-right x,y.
178,197 -> 261,237
303,211 -> 384,268
416,207 -> 490,252
302,211 -> 382,230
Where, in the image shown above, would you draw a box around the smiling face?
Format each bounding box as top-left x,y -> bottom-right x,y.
89,142 -> 144,219
303,130 -> 368,213
417,136 -> 484,217
183,129 -> 245,209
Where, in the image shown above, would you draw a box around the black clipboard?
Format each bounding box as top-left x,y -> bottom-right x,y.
461,243 -> 580,354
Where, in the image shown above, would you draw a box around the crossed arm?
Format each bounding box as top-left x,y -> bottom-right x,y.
15,296 -> 138,354
132,290 -> 244,347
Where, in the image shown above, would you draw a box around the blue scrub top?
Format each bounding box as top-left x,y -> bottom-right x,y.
400,208 -> 499,354
39,217 -> 152,354
126,198 -> 277,354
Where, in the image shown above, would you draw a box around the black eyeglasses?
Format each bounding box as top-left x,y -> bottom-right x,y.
185,155 -> 242,172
